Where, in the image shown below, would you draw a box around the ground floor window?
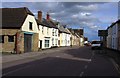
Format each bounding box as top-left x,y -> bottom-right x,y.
0,35 -> 4,43
45,40 -> 49,47
8,35 -> 14,42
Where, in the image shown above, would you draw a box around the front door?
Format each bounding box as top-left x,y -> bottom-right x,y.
40,40 -> 42,49
24,34 -> 32,52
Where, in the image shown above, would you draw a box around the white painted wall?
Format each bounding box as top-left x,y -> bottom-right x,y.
112,24 -> 118,50
80,37 -> 84,46
51,28 -> 59,47
66,33 -> 71,46
21,15 -> 38,33
38,25 -> 52,49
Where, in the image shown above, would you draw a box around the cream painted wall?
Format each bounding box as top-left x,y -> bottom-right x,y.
51,28 -> 59,47
38,25 -> 52,49
21,15 -> 38,33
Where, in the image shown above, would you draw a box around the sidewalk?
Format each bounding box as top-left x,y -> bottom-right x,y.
101,48 -> 120,74
2,46 -> 80,64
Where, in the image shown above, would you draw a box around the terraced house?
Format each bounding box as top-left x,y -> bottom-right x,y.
1,7 -> 85,53
107,19 -> 120,51
56,23 -> 71,47
1,7 -> 39,53
37,11 -> 59,49
37,11 -> 52,49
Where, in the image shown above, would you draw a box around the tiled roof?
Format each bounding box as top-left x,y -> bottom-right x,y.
1,7 -> 34,29
42,18 -> 58,29
58,25 -> 67,33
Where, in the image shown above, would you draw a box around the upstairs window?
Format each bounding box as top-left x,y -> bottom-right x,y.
0,35 -> 4,43
42,27 -> 44,34
29,22 -> 33,30
52,29 -> 54,36
8,35 -> 14,42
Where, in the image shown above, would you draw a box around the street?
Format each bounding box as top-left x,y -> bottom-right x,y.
2,46 -> 120,77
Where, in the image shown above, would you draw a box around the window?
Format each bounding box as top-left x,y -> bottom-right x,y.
52,29 -> 54,36
55,30 -> 57,36
55,39 -> 57,46
42,27 -> 44,34
52,38 -> 54,46
45,40 -> 49,47
8,35 -> 14,42
29,22 -> 33,30
0,35 -> 4,43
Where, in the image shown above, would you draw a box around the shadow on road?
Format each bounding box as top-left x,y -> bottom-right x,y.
64,46 -> 93,59
2,57 -> 88,76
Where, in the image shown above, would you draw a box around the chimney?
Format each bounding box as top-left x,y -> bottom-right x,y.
46,12 -> 50,21
38,11 -> 42,22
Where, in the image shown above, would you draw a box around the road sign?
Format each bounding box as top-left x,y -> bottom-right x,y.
98,30 -> 108,36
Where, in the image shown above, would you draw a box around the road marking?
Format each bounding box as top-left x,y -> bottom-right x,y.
79,72 -> 84,77
55,56 -> 60,57
71,57 -> 91,62
2,65 -> 32,76
109,58 -> 120,74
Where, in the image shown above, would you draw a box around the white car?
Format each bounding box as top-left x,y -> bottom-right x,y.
91,41 -> 102,50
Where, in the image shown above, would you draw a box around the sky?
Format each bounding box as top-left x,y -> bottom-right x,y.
1,1 -> 119,41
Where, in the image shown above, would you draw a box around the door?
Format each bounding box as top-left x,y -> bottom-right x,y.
40,40 -> 42,49
24,34 -> 32,52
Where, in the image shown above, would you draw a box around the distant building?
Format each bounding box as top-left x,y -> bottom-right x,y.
107,26 -> 112,49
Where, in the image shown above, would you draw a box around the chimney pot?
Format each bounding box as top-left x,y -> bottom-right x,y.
38,11 -> 42,22
46,12 -> 50,21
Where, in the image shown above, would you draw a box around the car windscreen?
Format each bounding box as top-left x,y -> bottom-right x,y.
91,41 -> 101,44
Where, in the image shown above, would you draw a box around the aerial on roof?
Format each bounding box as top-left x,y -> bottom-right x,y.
2,7 -> 34,29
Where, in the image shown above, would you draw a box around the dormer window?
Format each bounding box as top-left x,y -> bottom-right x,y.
29,22 -> 33,30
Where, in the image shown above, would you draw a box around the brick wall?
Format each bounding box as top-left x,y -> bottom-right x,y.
32,33 -> 39,52
0,29 -> 20,53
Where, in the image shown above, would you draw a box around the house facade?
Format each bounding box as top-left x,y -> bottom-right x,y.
37,11 -> 52,49
107,26 -> 112,49
64,28 -> 71,46
57,23 -> 68,47
111,23 -> 118,50
106,19 -> 120,51
36,11 -> 59,49
117,20 -> 120,51
1,7 -> 39,53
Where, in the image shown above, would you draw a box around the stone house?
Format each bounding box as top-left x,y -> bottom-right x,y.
1,7 -> 39,53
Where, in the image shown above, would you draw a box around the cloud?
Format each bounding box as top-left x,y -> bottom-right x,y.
1,2 -> 118,41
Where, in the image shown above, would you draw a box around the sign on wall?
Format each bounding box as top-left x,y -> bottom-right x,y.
98,30 -> 108,36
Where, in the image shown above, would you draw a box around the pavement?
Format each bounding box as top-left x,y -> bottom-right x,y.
95,48 -> 120,74
2,46 -> 80,65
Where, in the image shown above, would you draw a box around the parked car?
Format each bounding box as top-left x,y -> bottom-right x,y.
91,41 -> 102,50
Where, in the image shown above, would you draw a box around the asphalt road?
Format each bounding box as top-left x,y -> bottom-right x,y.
2,46 -> 120,77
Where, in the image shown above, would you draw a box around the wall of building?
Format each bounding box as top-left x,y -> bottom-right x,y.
112,24 -> 118,50
107,27 -> 112,48
21,15 -> 39,33
51,28 -> 58,47
1,29 -> 21,53
118,21 -> 120,51
38,25 -> 52,49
